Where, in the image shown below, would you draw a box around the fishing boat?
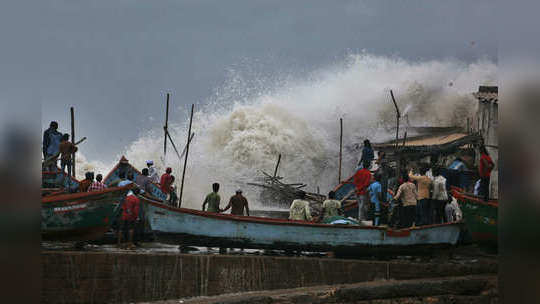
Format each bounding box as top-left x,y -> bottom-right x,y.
451,188 -> 497,248
144,198 -> 461,254
42,185 -> 133,241
42,170 -> 80,196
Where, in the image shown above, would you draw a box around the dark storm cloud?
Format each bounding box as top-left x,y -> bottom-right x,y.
1,0 -> 497,160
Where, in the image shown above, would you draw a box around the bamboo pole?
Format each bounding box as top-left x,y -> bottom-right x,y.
164,93 -> 170,160
70,107 -> 75,177
338,118 -> 343,184
389,90 -> 401,178
273,154 -> 282,178
402,131 -> 407,147
178,104 -> 194,207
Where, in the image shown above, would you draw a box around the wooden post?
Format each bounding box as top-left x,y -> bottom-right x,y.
70,107 -> 76,177
164,93 -> 170,159
402,131 -> 407,147
179,104 -> 194,207
338,118 -> 343,184
389,90 -> 401,178
273,154 -> 282,178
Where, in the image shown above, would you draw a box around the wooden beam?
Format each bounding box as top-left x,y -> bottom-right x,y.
70,107 -> 75,177
179,104 -> 194,207
273,154 -> 281,178
338,118 -> 343,184
164,93 -> 170,160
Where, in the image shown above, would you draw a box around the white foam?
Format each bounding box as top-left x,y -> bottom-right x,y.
77,53 -> 497,209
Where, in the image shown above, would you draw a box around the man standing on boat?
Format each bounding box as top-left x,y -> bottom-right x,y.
431,167 -> 448,224
59,134 -> 77,178
367,174 -> 383,226
358,139 -> 374,169
289,191 -> 312,221
202,183 -> 221,213
353,160 -> 372,221
409,166 -> 433,226
221,189 -> 250,216
160,167 -> 174,199
146,160 -> 159,183
478,145 -> 494,201
42,121 -> 62,171
394,172 -> 418,228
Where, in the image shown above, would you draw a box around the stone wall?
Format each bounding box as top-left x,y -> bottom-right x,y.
42,251 -> 497,303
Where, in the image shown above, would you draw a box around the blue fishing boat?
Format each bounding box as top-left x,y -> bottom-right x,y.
144,197 -> 461,254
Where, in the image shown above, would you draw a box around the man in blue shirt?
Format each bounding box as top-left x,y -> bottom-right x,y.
42,121 -> 62,170
367,173 -> 383,226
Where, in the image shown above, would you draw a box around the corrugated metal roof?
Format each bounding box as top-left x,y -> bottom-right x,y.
377,132 -> 468,147
473,91 -> 498,102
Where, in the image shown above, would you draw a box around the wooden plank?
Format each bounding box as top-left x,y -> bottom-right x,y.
70,107 -> 75,177
179,104 -> 194,207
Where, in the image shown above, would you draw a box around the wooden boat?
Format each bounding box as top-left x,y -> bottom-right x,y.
42,170 -> 80,195
451,188 -> 497,248
42,185 -> 132,241
103,156 -> 167,201
144,199 -> 461,254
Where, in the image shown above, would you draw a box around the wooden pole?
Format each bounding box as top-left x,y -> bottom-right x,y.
402,131 -> 407,147
389,90 -> 401,178
178,104 -> 194,207
273,154 -> 282,178
164,93 -> 170,160
338,118 -> 343,184
70,107 -> 75,177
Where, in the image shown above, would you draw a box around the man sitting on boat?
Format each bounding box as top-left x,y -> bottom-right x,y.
320,191 -> 341,222
88,174 -> 107,192
221,189 -> 250,216
135,168 -> 152,194
79,172 -> 94,192
289,191 -> 312,221
202,183 -> 221,213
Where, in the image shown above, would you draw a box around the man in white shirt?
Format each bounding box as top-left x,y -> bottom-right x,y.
146,160 -> 159,183
432,167 -> 448,224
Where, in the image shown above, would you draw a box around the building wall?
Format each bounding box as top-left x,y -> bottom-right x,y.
477,100 -> 498,199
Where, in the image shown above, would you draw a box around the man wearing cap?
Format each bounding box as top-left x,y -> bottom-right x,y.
221,189 -> 250,216
146,160 -> 159,183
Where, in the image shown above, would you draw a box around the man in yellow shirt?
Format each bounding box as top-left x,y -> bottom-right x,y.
409,166 -> 433,226
289,191 -> 312,221
321,191 -> 342,222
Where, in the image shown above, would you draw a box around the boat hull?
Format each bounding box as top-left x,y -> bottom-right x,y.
453,190 -> 498,248
145,200 -> 461,254
41,186 -> 130,241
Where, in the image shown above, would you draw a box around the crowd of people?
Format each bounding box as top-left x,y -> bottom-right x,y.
43,120 -> 495,249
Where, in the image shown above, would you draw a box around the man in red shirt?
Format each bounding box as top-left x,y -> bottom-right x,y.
160,167 -> 173,195
478,145 -> 495,201
353,160 -> 372,220
117,188 -> 140,249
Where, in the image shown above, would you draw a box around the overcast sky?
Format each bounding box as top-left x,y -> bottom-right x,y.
0,0 -> 497,161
